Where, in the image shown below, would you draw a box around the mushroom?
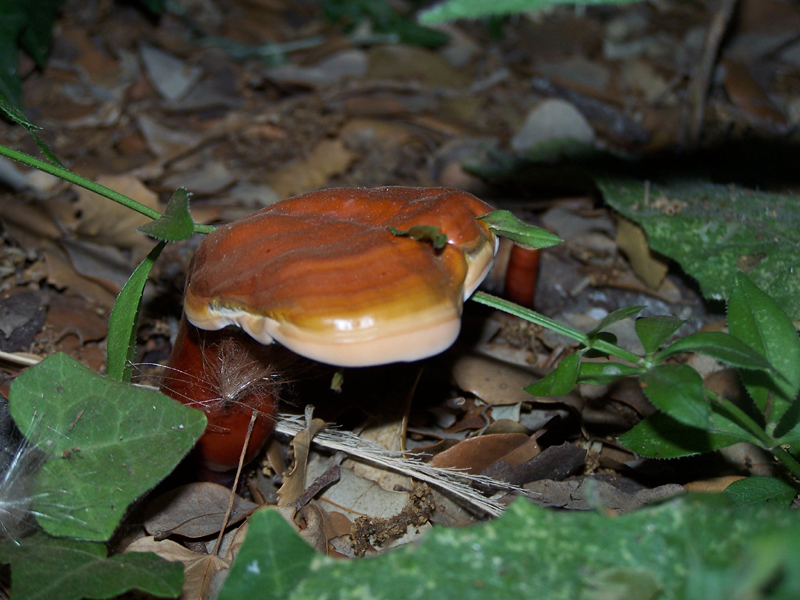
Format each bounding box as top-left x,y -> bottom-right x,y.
161,186 -> 497,471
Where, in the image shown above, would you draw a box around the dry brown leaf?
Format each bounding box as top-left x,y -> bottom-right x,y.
452,354 -> 540,406
615,217 -> 669,289
126,536 -> 230,600
277,417 -> 328,506
144,482 -> 259,538
428,433 -> 531,474
68,174 -> 159,254
268,138 -> 355,198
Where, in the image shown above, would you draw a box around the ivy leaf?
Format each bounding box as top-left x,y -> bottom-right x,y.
9,353 -> 206,541
524,352 -> 581,396
728,271 -> 800,431
137,188 -> 195,241
635,315 -> 686,355
478,210 -> 563,250
0,534 -> 183,600
387,224 -> 447,249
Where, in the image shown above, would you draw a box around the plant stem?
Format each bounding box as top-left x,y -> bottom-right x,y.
771,446 -> 800,484
470,292 -> 646,367
0,143 -> 216,235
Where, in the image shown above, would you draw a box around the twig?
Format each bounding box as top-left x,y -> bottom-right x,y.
213,410 -> 257,556
273,414 -> 537,517
687,0 -> 739,143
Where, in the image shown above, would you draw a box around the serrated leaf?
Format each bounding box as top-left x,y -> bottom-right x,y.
9,353 -> 206,540
640,364 -> 710,429
657,331 -> 773,372
728,272 -> 800,431
0,534 -> 183,600
478,210 -> 563,250
724,477 -> 798,507
635,315 -> 686,354
618,408 -> 758,459
419,0 -> 641,24
524,352 -> 581,396
222,496 -> 800,600
577,361 -> 644,385
387,224 -> 447,249
598,178 -> 800,320
587,305 -> 644,338
137,188 -> 195,241
217,508 -> 316,600
107,241 -> 166,382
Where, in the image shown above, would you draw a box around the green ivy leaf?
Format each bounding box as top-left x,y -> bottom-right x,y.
9,353 -> 206,541
478,210 -> 563,250
0,534 -> 183,600
724,477 -> 798,507
217,508 -> 316,600
640,364 -> 710,429
728,272 -> 800,431
107,241 -> 166,382
657,331 -> 773,372
577,361 -> 644,385
137,188 -> 195,241
635,315 -> 686,355
618,409 -> 758,459
524,352 -> 581,396
222,496 -> 800,600
587,305 -> 645,338
387,224 -> 447,249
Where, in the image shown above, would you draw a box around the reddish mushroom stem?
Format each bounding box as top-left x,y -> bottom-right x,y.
503,246 -> 541,308
160,317 -> 281,472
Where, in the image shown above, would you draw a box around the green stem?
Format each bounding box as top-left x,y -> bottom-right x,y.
470,292 -> 646,367
708,390 -> 800,482
0,144 -> 215,235
771,446 -> 800,484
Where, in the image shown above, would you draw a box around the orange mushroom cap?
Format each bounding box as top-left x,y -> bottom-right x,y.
184,186 -> 497,367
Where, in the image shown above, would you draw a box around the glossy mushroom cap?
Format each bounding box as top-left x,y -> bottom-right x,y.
184,186 -> 497,367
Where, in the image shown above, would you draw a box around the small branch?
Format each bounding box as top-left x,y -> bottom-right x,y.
687,0 -> 739,143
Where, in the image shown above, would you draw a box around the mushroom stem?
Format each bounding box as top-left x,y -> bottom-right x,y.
160,316 -> 281,472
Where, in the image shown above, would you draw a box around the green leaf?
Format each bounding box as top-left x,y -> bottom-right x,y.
587,305 -> 645,338
9,353 -> 206,540
657,331 -> 773,372
478,210 -> 563,250
387,224 -> 447,249
217,508 -> 317,600
598,178 -> 800,320
0,90 -> 64,167
107,241 -> 166,382
618,409 -> 757,459
524,352 -> 581,396
724,477 -> 798,507
635,315 -> 686,354
222,496 -> 800,600
137,188 -> 195,241
640,364 -> 710,429
419,0 -> 641,24
0,534 -> 183,600
728,271 -> 800,431
577,361 -> 644,385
